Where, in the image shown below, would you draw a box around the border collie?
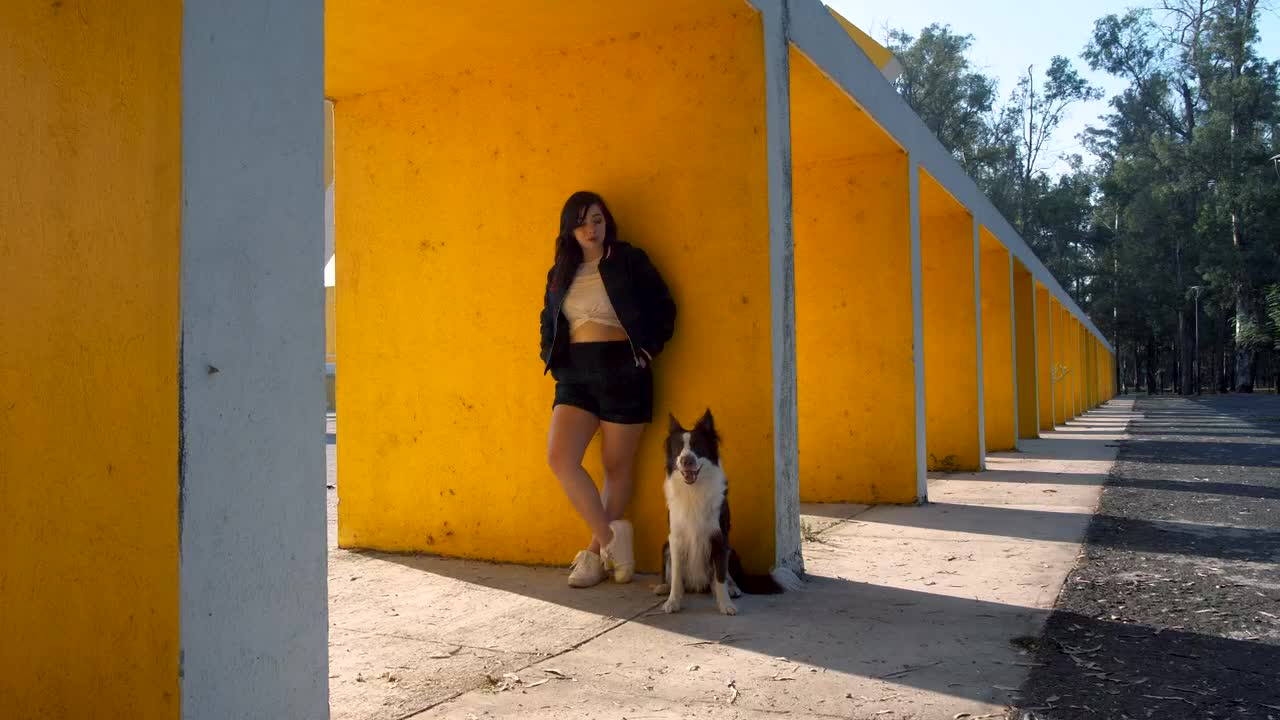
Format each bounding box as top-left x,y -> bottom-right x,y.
654,410 -> 804,615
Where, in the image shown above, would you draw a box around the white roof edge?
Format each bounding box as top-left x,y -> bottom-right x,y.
783,0 -> 1115,354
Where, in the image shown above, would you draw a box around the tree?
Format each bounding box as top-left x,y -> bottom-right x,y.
888,10 -> 1279,393
1081,2 -> 1280,393
1008,57 -> 1105,238
886,24 -> 999,175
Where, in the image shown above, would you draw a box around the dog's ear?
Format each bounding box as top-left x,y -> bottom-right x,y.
668,413 -> 684,435
696,408 -> 716,434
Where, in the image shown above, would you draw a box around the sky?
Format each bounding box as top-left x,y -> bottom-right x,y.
826,0 -> 1280,175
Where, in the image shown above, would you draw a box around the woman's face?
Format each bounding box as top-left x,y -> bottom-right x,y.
573,204 -> 607,253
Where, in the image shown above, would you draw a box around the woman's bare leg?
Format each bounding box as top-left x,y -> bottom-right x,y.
547,404 -> 613,548
587,421 -> 646,555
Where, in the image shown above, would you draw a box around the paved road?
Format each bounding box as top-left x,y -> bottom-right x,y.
1015,395 -> 1280,719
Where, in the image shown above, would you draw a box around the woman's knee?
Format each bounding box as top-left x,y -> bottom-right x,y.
602,454 -> 635,482
547,440 -> 583,478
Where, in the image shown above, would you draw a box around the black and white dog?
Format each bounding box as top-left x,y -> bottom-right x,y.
655,410 -> 804,615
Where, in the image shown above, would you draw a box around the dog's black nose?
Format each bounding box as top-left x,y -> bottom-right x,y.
678,455 -> 697,470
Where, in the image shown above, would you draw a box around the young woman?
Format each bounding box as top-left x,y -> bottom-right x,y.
540,191 -> 676,588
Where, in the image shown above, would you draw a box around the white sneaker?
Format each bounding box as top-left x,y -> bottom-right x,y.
602,520 -> 635,584
567,550 -> 607,588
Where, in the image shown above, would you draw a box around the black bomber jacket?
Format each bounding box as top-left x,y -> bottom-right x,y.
540,241 -> 677,375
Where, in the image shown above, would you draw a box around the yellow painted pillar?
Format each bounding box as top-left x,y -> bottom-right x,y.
1090,336 -> 1099,408
920,171 -> 982,471
1013,261 -> 1039,439
1074,318 -> 1086,416
1035,283 -> 1055,431
1101,349 -> 1108,401
1099,341 -> 1105,404
1103,350 -> 1111,401
1051,299 -> 1066,425
1084,335 -> 1094,409
792,51 -> 918,504
333,10 -> 788,573
1098,341 -> 1105,404
788,50 -> 921,502
1,4 -> 180,715
1067,316 -> 1079,420
1110,351 -> 1117,399
3,1 -> 326,716
979,228 -> 1017,451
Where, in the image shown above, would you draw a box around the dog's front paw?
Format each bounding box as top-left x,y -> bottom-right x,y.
662,597 -> 683,614
717,601 -> 738,616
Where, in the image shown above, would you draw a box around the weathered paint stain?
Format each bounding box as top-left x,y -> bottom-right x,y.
0,1 -> 181,716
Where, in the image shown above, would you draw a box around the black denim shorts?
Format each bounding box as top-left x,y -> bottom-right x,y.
552,341 -> 653,425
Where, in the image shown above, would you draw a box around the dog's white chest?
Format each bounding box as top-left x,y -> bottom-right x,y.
665,472 -> 725,593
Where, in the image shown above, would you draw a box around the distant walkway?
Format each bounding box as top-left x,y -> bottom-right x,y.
1019,394 -> 1280,719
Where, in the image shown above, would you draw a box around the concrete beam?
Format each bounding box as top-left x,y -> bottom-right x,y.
179,0 -> 328,716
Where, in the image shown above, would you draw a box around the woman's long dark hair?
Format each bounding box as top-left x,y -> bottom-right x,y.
550,191 -> 617,294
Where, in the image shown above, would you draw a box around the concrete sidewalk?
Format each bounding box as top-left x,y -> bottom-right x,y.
327,400 -> 1135,719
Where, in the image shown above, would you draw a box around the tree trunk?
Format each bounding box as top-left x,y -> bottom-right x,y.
1145,338 -> 1158,394
1224,313 -> 1236,393
1179,309 -> 1194,394
1235,293 -> 1257,392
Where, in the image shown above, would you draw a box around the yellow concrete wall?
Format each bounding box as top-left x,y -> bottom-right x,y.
1100,345 -> 1111,397
1013,261 -> 1039,439
1075,319 -> 1086,413
794,153 -> 916,503
1063,316 -> 1075,420
1094,339 -> 1102,407
0,2 -> 180,717
1035,283 -> 1054,432
1103,344 -> 1111,402
1064,317 -> 1075,417
1098,347 -> 1105,402
334,14 -> 779,573
1052,299 -> 1067,425
791,47 -> 917,504
979,229 -> 1016,452
1105,345 -> 1114,401
1090,333 -> 1100,407
826,7 -> 900,76
1086,335 -> 1095,409
1104,351 -> 1110,400
920,172 -> 981,471
1101,348 -> 1109,401
1075,320 -> 1085,415
1099,348 -> 1105,401
325,286 -> 336,364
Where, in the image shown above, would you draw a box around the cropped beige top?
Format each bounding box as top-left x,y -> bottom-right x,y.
562,259 -> 624,330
